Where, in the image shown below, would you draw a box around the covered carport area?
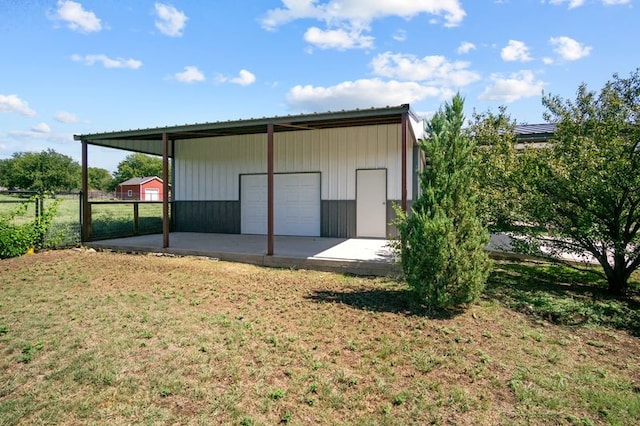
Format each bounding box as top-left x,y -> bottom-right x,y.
74,106 -> 412,271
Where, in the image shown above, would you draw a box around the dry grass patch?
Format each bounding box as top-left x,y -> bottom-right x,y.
0,250 -> 639,425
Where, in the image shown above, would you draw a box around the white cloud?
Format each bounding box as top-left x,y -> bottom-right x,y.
230,70 -> 256,86
542,57 -> 554,65
174,66 -> 205,83
414,110 -> 435,122
548,0 -> 586,8
7,129 -> 72,143
457,41 -> 476,54
479,70 -> 546,103
31,123 -> 51,133
0,94 -> 37,117
261,1 -> 465,51
286,78 -> 445,112
54,111 -> 80,123
71,54 -> 142,69
501,40 -> 532,62
262,0 -> 466,29
371,52 -> 481,87
304,26 -> 374,50
155,3 -> 188,37
8,130 -> 42,139
52,0 -> 102,33
548,0 -> 630,6
217,69 -> 256,86
393,29 -> 407,42
549,36 -> 592,60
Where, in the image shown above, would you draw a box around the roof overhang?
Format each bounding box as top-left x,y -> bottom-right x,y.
514,123 -> 556,143
74,104 -> 418,157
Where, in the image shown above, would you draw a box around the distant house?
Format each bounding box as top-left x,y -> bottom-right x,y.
116,176 -> 164,201
515,123 -> 556,144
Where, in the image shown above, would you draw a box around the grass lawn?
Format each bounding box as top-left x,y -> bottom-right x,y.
1,251 -> 639,425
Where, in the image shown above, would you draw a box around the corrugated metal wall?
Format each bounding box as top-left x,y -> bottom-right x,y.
173,123 -> 411,201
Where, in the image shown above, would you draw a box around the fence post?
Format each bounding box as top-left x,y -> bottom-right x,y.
38,193 -> 45,248
80,192 -> 92,242
79,191 -> 83,241
87,203 -> 92,241
81,140 -> 92,242
133,202 -> 139,235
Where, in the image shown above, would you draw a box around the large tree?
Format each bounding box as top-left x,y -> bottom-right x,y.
475,69 -> 640,296
0,159 -> 9,188
471,107 -> 521,231
111,153 -> 164,190
395,94 -> 491,309
2,149 -> 81,192
88,167 -> 114,192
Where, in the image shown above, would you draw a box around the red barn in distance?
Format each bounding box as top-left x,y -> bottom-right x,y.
116,176 -> 165,201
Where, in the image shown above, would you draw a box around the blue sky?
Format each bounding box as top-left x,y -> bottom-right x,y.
0,0 -> 637,172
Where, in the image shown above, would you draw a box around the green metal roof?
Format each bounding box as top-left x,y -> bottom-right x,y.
74,104 -> 416,156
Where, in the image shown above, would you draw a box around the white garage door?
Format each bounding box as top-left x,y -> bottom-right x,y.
241,175 -> 267,235
144,188 -> 160,201
241,173 -> 321,236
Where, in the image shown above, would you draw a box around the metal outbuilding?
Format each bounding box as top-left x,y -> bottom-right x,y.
75,105 -> 422,255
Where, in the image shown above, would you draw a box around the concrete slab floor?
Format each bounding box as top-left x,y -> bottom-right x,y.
86,232 -> 585,276
85,233 -> 399,275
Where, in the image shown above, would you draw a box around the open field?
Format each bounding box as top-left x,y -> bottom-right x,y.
1,194 -> 163,245
1,250 -> 639,425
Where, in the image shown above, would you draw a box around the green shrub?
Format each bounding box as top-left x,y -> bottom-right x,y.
0,223 -> 34,258
0,195 -> 59,259
394,94 -> 491,310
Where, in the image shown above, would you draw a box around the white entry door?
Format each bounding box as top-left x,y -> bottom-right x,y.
241,173 -> 321,236
144,188 -> 159,201
356,169 -> 386,238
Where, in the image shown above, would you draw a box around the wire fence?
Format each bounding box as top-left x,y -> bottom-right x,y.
0,191 -> 81,249
89,202 -> 165,240
1,191 -> 168,248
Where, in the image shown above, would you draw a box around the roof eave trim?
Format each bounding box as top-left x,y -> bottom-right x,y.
74,104 -> 412,141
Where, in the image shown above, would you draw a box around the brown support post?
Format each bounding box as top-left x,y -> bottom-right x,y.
171,139 -> 176,230
401,112 -> 408,213
162,133 -> 170,248
81,140 -> 91,242
267,124 -> 274,256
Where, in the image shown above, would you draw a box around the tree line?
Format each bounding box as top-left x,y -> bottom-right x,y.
396,68 -> 640,309
0,152 -> 165,193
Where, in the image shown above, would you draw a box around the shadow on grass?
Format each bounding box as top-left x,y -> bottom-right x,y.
306,284 -> 462,320
308,263 -> 640,333
485,262 -> 640,336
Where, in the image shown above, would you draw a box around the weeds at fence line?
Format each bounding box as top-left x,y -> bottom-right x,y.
1,191 -> 166,251
1,191 -> 81,252
0,192 -> 65,258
